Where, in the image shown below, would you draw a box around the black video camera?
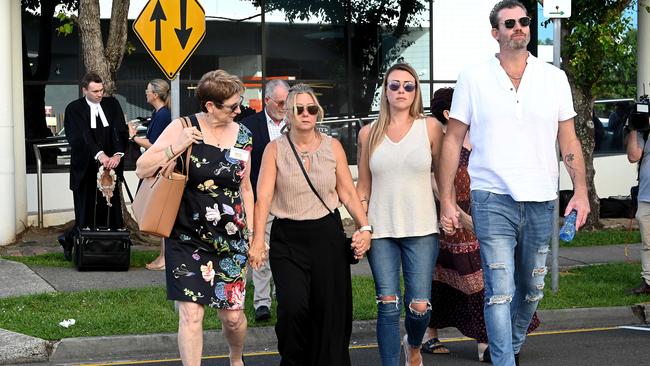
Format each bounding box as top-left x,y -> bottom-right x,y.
628,91 -> 650,131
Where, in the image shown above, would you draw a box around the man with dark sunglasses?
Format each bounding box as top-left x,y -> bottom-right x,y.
438,1 -> 590,366
241,79 -> 290,322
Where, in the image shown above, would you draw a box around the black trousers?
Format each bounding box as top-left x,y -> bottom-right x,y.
270,214 -> 352,366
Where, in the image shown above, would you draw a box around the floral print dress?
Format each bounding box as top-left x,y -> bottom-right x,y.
165,114 -> 252,309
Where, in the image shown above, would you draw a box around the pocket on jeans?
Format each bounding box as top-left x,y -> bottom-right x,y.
471,190 -> 493,205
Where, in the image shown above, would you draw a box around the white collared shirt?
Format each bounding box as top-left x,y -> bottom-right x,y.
449,53 -> 576,202
264,109 -> 285,141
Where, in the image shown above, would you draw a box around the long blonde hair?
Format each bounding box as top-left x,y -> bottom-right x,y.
367,63 -> 425,156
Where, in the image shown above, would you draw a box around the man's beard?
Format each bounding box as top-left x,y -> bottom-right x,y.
506,33 -> 530,50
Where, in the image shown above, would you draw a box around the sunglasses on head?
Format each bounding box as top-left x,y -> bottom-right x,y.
295,104 -> 319,115
387,80 -> 416,92
501,16 -> 531,29
215,95 -> 244,113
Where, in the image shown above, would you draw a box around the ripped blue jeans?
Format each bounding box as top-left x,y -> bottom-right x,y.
367,234 -> 438,366
471,190 -> 553,366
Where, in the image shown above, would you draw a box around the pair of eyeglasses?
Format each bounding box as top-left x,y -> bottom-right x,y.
295,104 -> 319,115
501,16 -> 531,29
267,95 -> 286,108
216,95 -> 244,113
387,80 -> 416,92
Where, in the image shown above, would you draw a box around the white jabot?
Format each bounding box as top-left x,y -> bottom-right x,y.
86,98 -> 109,129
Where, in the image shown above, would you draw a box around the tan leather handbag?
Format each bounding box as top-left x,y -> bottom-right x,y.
132,117 -> 192,237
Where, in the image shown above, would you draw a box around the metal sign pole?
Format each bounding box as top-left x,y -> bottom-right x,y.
552,17 -> 562,294
172,72 -> 180,120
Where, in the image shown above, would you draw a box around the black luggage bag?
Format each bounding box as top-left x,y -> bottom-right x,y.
74,229 -> 131,271
73,175 -> 132,271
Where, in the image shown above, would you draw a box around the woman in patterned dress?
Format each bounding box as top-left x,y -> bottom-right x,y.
422,87 -> 539,362
136,70 -> 253,366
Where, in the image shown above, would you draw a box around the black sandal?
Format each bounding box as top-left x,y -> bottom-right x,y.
421,338 -> 450,354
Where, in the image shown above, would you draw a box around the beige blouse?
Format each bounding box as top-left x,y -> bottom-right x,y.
270,133 -> 340,220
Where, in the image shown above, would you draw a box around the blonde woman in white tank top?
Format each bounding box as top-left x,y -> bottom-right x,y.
356,63 -> 443,366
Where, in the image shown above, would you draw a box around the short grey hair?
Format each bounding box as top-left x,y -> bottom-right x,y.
489,0 -> 528,28
265,79 -> 290,98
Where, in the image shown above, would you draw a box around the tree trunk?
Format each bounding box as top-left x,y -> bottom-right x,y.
78,0 -> 129,95
571,85 -> 602,230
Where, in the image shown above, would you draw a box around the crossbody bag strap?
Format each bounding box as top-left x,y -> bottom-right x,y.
286,134 -> 333,215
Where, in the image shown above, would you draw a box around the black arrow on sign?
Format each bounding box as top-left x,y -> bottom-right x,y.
175,0 -> 193,49
150,0 -> 167,51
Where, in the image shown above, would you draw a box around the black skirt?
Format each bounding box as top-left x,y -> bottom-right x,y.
270,213 -> 352,366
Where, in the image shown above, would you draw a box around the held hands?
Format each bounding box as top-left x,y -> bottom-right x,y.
351,230 -> 372,260
248,237 -> 269,271
440,202 -> 461,235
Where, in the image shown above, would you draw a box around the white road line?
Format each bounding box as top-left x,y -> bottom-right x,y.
618,325 -> 650,332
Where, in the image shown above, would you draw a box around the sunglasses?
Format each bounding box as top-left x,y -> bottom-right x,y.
500,17 -> 531,29
387,80 -> 416,92
295,104 -> 319,115
268,95 -> 286,108
216,95 -> 244,113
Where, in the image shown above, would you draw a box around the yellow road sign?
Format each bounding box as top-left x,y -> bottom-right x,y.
133,0 -> 205,80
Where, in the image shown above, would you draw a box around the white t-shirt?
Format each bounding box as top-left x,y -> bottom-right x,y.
449,53 -> 576,202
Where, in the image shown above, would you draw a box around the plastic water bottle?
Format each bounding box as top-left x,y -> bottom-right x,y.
559,210 -> 577,242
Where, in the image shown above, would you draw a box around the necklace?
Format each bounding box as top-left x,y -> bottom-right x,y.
505,71 -> 523,80
202,113 -> 230,147
294,132 -> 320,164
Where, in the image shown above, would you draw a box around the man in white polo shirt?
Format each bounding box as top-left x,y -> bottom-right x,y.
438,1 -> 590,365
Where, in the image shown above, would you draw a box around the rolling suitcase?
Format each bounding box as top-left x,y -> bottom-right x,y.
73,175 -> 132,271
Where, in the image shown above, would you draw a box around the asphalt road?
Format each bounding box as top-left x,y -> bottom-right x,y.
64,326 -> 650,366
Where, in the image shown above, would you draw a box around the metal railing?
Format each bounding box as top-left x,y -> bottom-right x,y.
33,141 -> 70,228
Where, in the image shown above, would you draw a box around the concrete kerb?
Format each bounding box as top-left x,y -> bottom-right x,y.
0,329 -> 50,365
1,305 -> 646,365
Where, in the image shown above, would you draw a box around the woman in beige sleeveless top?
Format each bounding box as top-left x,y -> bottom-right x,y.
249,84 -> 372,366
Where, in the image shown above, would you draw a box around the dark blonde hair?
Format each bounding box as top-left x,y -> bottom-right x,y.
368,63 -> 424,156
285,83 -> 325,127
149,79 -> 171,109
196,70 -> 245,112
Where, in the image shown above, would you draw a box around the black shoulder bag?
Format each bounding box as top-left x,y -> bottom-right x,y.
286,135 -> 358,264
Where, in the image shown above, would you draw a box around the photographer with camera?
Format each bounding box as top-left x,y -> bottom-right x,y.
625,94 -> 650,295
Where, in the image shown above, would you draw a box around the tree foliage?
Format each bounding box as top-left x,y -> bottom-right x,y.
251,0 -> 427,114
550,0 -> 637,229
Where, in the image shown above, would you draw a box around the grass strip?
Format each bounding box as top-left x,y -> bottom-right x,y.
1,250 -> 160,268
566,228 -> 640,247
1,263 -> 648,340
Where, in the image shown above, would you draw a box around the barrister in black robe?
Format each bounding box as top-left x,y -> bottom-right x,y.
59,73 -> 129,258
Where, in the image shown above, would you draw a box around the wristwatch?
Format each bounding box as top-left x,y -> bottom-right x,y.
359,225 -> 373,234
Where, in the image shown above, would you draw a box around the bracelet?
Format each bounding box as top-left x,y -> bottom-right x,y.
169,145 -> 175,155
164,146 -> 174,161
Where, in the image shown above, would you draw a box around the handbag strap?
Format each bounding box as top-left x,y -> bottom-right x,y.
158,116 -> 193,180
286,133 -> 333,216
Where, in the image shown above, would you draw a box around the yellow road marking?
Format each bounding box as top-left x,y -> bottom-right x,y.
73,326 -> 621,365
